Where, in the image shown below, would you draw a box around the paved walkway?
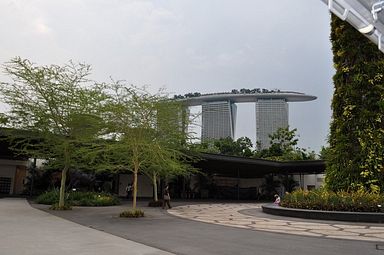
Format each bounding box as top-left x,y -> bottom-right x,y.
168,203 -> 384,242
0,198 -> 173,255
4,198 -> 384,255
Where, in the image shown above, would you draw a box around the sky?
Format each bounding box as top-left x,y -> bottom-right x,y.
0,0 -> 334,153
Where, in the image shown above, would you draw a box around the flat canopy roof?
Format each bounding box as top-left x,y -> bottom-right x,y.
195,153 -> 325,178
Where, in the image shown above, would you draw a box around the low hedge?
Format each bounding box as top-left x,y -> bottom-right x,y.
120,209 -> 145,218
281,188 -> 384,212
36,190 -> 121,206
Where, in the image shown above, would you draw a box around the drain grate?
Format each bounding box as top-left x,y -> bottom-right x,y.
376,244 -> 384,250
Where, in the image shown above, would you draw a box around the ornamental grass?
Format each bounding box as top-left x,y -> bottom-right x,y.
119,209 -> 145,218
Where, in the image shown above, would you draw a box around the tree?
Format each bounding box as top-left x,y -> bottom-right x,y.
193,136 -> 254,157
97,83 -> 196,208
0,57 -> 106,208
280,175 -> 298,193
326,15 -> 384,192
234,137 -> 254,157
268,127 -> 298,152
254,127 -> 316,161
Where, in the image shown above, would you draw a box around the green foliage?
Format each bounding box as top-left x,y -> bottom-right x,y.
35,189 -> 61,204
119,209 -> 145,218
36,190 -> 120,206
69,192 -> 120,206
281,188 -> 384,212
280,175 -> 298,193
193,136 -> 254,157
255,127 -> 317,161
0,57 -> 107,208
92,83 -> 197,208
319,146 -> 330,160
192,128 -> 317,162
268,127 -> 298,150
326,15 -> 384,192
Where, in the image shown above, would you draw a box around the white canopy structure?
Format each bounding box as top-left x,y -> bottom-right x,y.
321,0 -> 384,53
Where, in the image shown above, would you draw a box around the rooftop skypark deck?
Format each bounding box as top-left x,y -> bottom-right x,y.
174,90 -> 316,106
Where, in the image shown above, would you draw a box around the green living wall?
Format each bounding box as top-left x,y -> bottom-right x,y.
326,15 -> 384,192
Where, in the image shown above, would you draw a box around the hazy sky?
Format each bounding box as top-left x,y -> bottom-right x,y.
0,0 -> 334,153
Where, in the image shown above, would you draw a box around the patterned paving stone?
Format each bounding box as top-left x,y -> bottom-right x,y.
167,204 -> 384,242
249,225 -> 299,231
332,224 -> 368,229
259,221 -> 290,226
288,222 -> 331,227
309,230 -> 360,236
295,225 -> 340,230
343,228 -> 384,234
364,233 -> 384,238
368,226 -> 384,230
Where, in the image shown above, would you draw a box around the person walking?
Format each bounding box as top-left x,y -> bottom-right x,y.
162,185 -> 172,209
125,183 -> 132,199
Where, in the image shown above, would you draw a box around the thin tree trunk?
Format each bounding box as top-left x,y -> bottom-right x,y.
59,143 -> 70,208
59,166 -> 68,208
153,172 -> 158,201
132,170 -> 138,209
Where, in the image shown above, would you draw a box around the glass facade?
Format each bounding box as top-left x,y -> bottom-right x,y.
255,99 -> 288,149
201,101 -> 237,140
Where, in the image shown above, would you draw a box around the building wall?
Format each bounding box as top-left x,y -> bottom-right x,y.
116,173 -> 325,199
118,174 -> 153,197
255,99 -> 289,149
303,174 -> 325,189
13,166 -> 27,194
292,173 -> 325,190
201,101 -> 236,140
213,176 -> 264,188
0,159 -> 28,195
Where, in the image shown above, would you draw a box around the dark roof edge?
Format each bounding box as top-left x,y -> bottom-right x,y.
200,152 -> 325,167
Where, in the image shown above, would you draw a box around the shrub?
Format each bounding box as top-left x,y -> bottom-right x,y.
148,200 -> 163,207
36,190 -> 121,206
119,209 -> 145,218
35,189 -> 60,204
281,188 -> 384,212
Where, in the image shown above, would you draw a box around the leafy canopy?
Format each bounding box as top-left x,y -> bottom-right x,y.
0,57 -> 107,208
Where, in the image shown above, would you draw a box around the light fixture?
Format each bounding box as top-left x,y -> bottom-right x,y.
358,24 -> 375,35
321,0 -> 384,53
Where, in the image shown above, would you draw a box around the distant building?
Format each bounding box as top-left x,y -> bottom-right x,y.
255,99 -> 288,149
201,101 -> 237,140
182,90 -> 316,148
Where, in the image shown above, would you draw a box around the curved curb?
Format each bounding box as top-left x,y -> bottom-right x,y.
262,204 -> 384,223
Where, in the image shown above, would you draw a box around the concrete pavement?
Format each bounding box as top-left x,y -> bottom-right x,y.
3,198 -> 384,255
0,198 -> 173,255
